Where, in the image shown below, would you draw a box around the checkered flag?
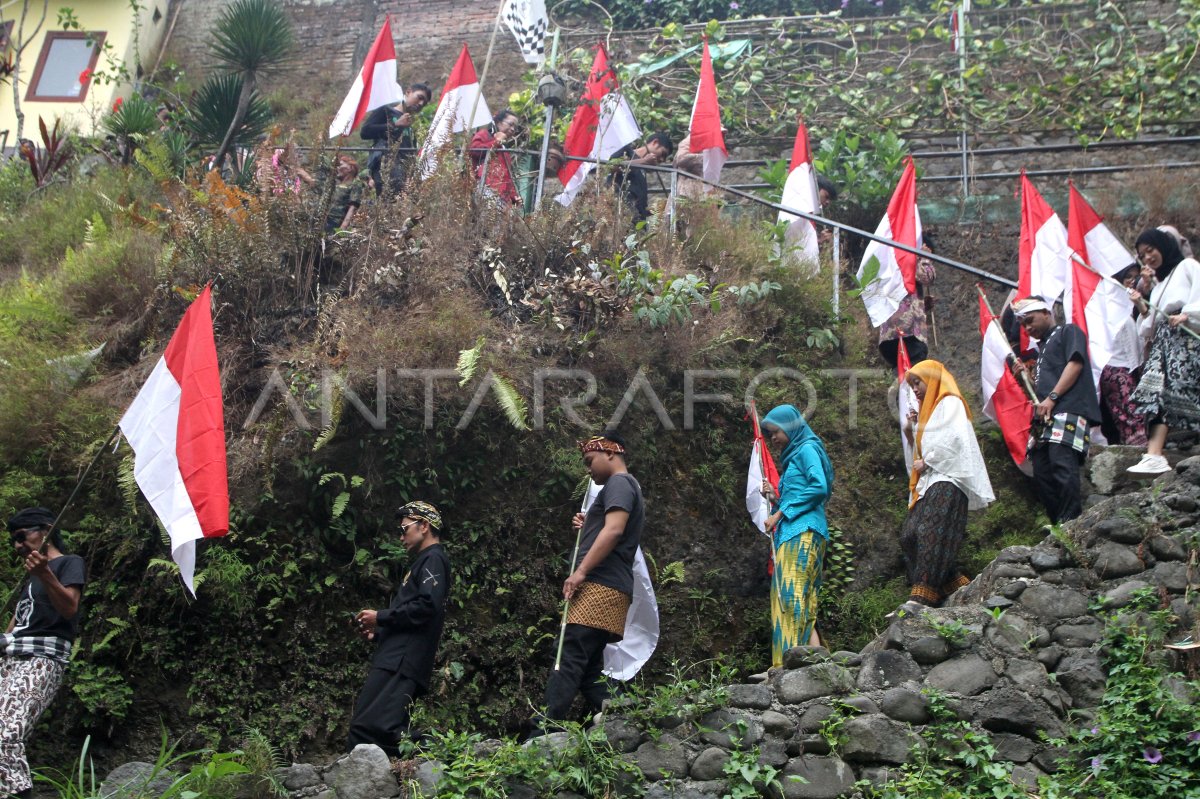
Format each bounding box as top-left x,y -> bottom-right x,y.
502,0 -> 547,65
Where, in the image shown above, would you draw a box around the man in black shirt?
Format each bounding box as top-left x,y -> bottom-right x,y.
347,501 -> 451,755
1,507 -> 86,799
541,431 -> 645,727
360,83 -> 432,197
609,133 -> 673,223
1011,297 -> 1101,523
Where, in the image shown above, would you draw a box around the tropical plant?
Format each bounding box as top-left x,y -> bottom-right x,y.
102,94 -> 159,164
185,73 -> 272,151
18,116 -> 74,188
209,0 -> 293,168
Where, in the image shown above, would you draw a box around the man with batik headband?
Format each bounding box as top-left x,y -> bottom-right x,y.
2,507 -> 86,799
541,431 -> 645,726
347,501 -> 451,755
1010,297 -> 1100,524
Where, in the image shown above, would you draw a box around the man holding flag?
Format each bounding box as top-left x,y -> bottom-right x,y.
541,431 -> 644,729
609,133 -> 674,223
361,84 -> 433,197
1010,297 -> 1099,523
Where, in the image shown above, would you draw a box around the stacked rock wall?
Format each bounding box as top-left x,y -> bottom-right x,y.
97,458 -> 1198,798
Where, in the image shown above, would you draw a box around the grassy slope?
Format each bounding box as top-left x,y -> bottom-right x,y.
0,152 -> 1042,769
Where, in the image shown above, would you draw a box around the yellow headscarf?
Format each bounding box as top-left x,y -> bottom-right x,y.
907,359 -> 971,505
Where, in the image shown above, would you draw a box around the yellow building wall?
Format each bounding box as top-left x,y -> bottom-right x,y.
0,0 -> 171,143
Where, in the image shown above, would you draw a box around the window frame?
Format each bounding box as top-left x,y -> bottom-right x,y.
26,31 -> 106,103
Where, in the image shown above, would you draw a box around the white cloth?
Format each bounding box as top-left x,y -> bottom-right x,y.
908,396 -> 995,511
1107,314 -> 1143,371
1139,258 -> 1200,344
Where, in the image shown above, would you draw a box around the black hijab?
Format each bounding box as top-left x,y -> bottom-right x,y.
1135,228 -> 1185,280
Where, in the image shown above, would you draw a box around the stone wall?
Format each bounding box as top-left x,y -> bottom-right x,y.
165,0 -> 531,110
96,450 -> 1199,798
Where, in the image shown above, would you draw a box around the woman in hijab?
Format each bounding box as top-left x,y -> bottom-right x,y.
891,360 -> 994,619
1127,228 -> 1200,475
760,405 -> 834,664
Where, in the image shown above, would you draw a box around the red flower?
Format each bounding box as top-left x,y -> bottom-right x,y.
112,97 -> 123,112
78,68 -> 91,84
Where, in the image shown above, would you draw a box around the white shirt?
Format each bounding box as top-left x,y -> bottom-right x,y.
908,395 -> 995,511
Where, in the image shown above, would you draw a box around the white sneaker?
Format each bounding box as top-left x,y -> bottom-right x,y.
1127,454 -> 1171,475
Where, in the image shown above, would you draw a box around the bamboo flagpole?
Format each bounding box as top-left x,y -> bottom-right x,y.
460,0 -> 507,161
553,482 -> 593,670
976,285 -> 1038,404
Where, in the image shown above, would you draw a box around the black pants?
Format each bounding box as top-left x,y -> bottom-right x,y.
879,336 -> 929,370
1031,442 -> 1084,523
346,667 -> 419,756
543,623 -> 612,722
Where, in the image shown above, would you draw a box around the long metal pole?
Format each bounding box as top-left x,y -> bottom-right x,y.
956,0 -> 970,200
532,28 -> 561,209
831,229 -> 841,317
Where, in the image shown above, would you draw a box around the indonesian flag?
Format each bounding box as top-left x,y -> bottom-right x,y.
1064,183 -> 1137,387
328,17 -> 404,138
419,44 -> 491,179
1017,172 -> 1072,347
777,118 -> 821,272
897,335 -> 918,471
119,285 -> 229,596
746,404 -> 781,536
689,40 -> 727,184
979,292 -> 1032,472
858,159 -> 922,328
577,481 -> 658,681
556,45 -> 641,207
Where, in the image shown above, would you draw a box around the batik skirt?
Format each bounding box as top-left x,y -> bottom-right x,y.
899,480 -> 971,606
0,656 -> 65,795
771,532 -> 826,667
1099,364 -> 1148,445
1131,322 -> 1200,433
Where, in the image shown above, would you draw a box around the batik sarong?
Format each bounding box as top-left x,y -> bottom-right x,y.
771,531 -> 826,667
899,480 -> 970,606
0,656 -> 65,795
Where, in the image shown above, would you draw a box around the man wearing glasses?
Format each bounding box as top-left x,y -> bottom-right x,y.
347,501 -> 451,755
1,507 -> 86,799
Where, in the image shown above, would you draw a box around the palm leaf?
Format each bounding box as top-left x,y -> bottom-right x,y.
211,0 -> 294,74
185,73 -> 271,148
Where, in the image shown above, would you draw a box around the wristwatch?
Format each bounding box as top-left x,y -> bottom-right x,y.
1048,391 -> 1060,402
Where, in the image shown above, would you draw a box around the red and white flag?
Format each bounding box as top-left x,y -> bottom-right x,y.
896,335 -> 918,471
689,40 -> 727,184
419,44 -> 491,179
1016,172 -> 1072,347
119,285 -> 229,596
858,159 -> 922,327
328,17 -> 404,138
979,293 -> 1032,472
578,481 -> 658,681
1064,183 -> 1136,385
777,118 -> 821,271
556,45 -> 641,207
746,403 -> 780,536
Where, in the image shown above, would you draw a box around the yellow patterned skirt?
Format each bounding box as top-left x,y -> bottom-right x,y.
771,532 -> 827,667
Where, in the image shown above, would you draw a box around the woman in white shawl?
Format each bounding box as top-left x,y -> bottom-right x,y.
890,360 -> 994,618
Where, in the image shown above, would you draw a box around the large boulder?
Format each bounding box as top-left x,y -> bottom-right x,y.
856,651 -> 922,692
631,735 -> 690,781
840,715 -> 922,765
776,663 -> 855,704
781,755 -> 857,799
100,762 -> 179,799
324,745 -> 400,799
925,654 -> 999,696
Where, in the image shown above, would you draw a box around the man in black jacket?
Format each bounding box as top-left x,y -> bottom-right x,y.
360,84 -> 432,197
347,500 -> 451,755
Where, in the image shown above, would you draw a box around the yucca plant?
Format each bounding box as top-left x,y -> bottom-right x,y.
185,72 -> 271,152
209,0 -> 293,169
102,94 -> 159,164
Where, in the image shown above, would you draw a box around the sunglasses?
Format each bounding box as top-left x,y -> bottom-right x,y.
399,520 -> 422,534
10,527 -> 40,544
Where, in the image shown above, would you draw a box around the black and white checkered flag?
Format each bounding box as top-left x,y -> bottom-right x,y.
502,0 -> 547,65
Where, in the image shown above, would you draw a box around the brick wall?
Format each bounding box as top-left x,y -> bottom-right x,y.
166,0 -> 530,116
